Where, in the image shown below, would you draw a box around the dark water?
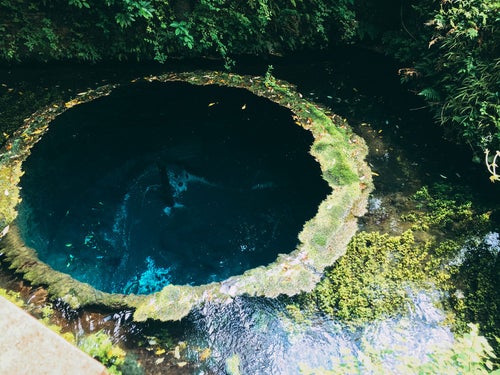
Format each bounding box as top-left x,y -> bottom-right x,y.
17,81 -> 330,293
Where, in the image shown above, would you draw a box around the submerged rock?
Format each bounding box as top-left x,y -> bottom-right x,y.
0,71 -> 372,321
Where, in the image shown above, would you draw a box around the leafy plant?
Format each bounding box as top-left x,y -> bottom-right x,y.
0,0 -> 359,65
78,331 -> 126,375
403,184 -> 491,235
382,0 -> 500,169
417,324 -> 500,375
170,20 -> 194,50
264,64 -> 276,87
68,0 -> 90,9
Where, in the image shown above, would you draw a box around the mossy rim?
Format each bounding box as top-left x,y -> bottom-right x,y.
0,71 -> 372,321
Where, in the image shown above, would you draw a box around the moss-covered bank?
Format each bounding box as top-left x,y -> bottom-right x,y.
0,71 -> 372,321
289,182 -> 500,360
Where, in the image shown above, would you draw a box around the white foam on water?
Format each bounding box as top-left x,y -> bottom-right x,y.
122,256 -> 172,295
484,232 -> 500,255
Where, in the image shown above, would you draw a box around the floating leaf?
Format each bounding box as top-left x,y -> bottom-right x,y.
199,348 -> 211,361
155,348 -> 166,355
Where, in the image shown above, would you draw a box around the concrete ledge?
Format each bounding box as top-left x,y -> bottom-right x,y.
0,296 -> 108,375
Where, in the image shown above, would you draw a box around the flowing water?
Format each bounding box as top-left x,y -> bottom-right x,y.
181,292 -> 453,374
1,48 -> 498,374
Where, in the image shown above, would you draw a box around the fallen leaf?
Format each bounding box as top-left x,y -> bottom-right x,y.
199,348 -> 211,361
173,345 -> 180,359
155,357 -> 164,365
155,348 -> 166,355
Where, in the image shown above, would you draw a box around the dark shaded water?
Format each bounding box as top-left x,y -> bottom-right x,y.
17,81 -> 329,293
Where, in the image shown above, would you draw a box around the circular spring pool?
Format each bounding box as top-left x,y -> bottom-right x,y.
17,81 -> 330,294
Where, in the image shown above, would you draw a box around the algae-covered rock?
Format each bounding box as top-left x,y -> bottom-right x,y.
0,71 -> 372,321
0,163 -> 22,235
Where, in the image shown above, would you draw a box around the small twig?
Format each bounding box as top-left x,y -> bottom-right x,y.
401,3 -> 418,42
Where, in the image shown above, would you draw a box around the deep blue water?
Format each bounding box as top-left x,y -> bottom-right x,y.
18,81 -> 330,294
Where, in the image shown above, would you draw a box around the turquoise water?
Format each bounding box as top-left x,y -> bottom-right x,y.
18,81 -> 330,294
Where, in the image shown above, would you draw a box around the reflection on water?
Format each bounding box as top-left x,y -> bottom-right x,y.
183,292 -> 452,374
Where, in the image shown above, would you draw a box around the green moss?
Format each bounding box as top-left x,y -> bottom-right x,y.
0,287 -> 24,307
0,163 -> 22,231
311,142 -> 358,186
133,284 -> 204,322
301,230 -> 454,324
325,161 -> 358,186
78,331 -> 127,375
403,184 -> 491,235
313,232 -> 328,247
450,242 -> 500,356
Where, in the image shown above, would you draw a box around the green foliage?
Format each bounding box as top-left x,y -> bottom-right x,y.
299,324 -> 500,374
68,0 -> 90,9
291,180 -> 500,369
0,288 -> 24,307
170,20 -> 194,50
0,0 -> 149,61
78,331 -> 126,375
382,0 -> 500,161
403,184 -> 491,235
450,238 -> 500,357
0,0 -> 358,64
418,87 -> 441,102
264,64 -> 277,87
303,230 -> 453,325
